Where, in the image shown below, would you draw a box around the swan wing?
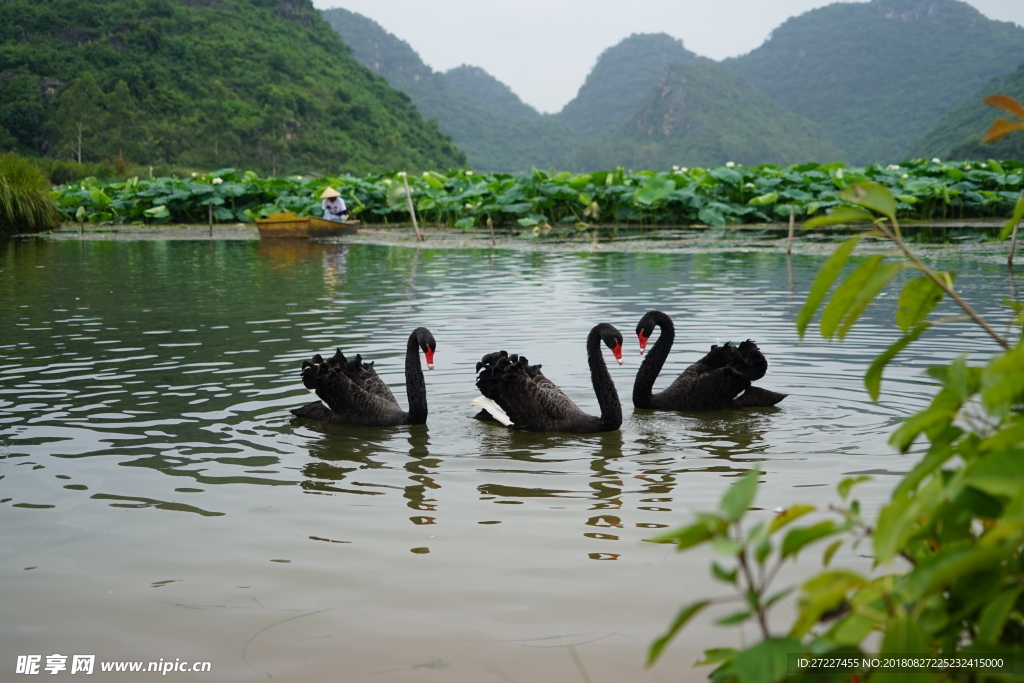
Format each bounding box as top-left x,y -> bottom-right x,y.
475,352 -> 579,426
686,341 -> 767,381
333,351 -> 399,406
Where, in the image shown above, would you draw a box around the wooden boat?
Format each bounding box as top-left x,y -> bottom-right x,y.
256,212 -> 359,239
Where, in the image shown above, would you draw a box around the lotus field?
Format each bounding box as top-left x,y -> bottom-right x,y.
52,159 -> 1024,230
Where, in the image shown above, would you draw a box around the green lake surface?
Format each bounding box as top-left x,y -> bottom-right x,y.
0,237 -> 1016,682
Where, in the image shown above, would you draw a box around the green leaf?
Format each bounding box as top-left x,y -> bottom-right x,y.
873,616 -> 931,683
978,586 -> 1024,645
895,194 -> 919,205
865,322 -> 931,401
841,181 -> 897,222
646,599 -> 710,666
888,390 -> 960,453
820,256 -> 903,340
982,347 -> 1024,414
711,535 -> 744,556
764,587 -> 794,609
988,159 -> 1005,174
964,448 -> 1024,499
712,562 -> 738,584
649,521 -> 714,550
715,610 -> 753,626
755,533 -> 772,565
635,177 -> 676,206
769,504 -> 815,534
730,638 -> 802,683
874,489 -> 924,565
143,205 -> 169,218
781,521 -> 838,560
748,192 -> 778,206
501,202 -> 533,214
822,539 -> 842,566
896,276 -> 948,333
837,476 -> 871,500
719,469 -> 759,522
796,235 -> 863,339
803,205 -> 876,229
791,569 -> 867,638
695,648 -> 740,667
1000,193 -> 1024,241
902,544 -> 1009,602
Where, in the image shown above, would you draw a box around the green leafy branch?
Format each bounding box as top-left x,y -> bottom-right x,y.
796,180 -> 1013,401
646,469 -> 868,675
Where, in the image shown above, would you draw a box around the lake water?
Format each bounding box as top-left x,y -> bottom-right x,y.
0,236 -> 1015,682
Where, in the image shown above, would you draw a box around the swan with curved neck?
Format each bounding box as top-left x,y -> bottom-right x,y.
291,327 -> 436,426
633,311 -> 785,411
470,323 -> 624,433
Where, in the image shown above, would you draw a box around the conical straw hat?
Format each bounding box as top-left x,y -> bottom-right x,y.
320,187 -> 341,198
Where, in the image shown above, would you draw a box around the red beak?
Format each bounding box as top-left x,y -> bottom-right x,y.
424,348 -> 435,370
612,341 -> 623,365
638,334 -> 648,356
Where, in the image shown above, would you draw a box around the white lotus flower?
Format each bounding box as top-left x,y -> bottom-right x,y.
888,164 -> 901,171
466,171 -> 473,176
902,173 -> 909,179
836,169 -> 844,179
965,165 -> 972,170
725,161 -> 736,168
680,167 -> 688,173
932,158 -> 941,163
212,177 -> 223,185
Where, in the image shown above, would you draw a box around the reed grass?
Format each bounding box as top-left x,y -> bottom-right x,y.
0,154 -> 63,234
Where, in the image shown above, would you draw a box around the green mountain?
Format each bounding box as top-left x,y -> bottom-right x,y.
725,0 -> 1024,164
443,65 -> 540,121
0,0 -> 465,175
913,61 -> 1024,160
557,33 -> 702,140
321,6 -> 578,172
570,62 -> 841,170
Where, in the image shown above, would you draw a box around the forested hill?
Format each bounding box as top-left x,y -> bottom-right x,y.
725,0 -> 1024,165
556,33 -> 703,141
0,0 -> 465,175
322,6 -> 578,172
913,61 -> 1024,161
570,62 -> 841,170
443,65 -> 540,121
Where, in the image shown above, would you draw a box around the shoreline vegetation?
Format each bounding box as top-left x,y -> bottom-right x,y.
39,158 -> 1024,236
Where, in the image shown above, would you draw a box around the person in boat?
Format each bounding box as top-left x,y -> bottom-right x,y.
321,187 -> 348,222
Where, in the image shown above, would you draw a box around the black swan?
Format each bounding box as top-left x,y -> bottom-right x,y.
470,323 -> 624,433
291,327 -> 436,426
632,311 -> 786,411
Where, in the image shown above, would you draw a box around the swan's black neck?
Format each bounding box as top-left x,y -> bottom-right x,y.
405,330 -> 428,424
587,324 -> 622,430
633,311 -> 673,409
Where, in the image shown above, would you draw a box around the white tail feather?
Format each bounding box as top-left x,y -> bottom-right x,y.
308,388 -> 330,410
733,389 -> 746,400
469,396 -> 513,427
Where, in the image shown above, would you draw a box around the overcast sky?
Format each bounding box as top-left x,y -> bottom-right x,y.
310,0 -> 1024,114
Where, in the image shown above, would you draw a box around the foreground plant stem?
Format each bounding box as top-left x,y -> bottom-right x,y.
877,219 -> 1010,349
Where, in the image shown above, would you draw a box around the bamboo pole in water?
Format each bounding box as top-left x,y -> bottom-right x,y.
208,203 -> 213,237
402,173 -> 422,242
787,204 -> 795,255
1009,188 -> 1023,267
487,213 -> 495,246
